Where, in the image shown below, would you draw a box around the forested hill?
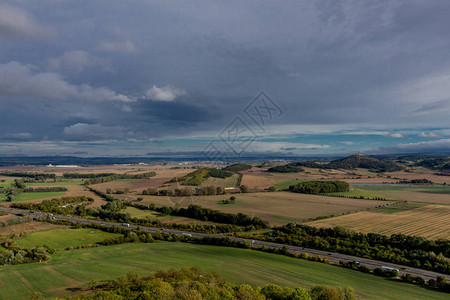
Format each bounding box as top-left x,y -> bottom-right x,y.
327,153 -> 403,172
281,154 -> 403,172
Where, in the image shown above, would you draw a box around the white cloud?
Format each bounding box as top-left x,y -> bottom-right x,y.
419,132 -> 442,138
0,4 -> 56,40
97,41 -> 138,53
344,130 -> 391,136
78,85 -> 135,102
384,133 -> 404,138
48,50 -> 112,73
393,72 -> 450,113
145,85 -> 186,102
378,138 -> 450,153
248,141 -> 330,152
0,61 -> 134,102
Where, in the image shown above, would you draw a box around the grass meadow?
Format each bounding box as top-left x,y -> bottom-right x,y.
14,228 -> 121,249
0,242 -> 447,300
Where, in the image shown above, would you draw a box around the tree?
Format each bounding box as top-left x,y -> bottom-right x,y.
88,279 -> 99,291
291,287 -> 312,300
14,180 -> 26,189
206,186 -> 216,195
436,276 -> 447,289
240,185 -> 249,193
216,186 -> 223,195
310,286 -> 341,300
6,194 -> 15,202
261,284 -> 284,299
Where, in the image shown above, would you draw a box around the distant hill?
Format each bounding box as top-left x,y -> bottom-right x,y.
415,157 -> 450,170
223,163 -> 252,172
327,153 -> 403,172
273,154 -> 403,172
267,165 -> 303,173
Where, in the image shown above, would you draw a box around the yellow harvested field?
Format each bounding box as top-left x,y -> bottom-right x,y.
240,174 -> 273,190
135,192 -> 389,226
0,221 -> 66,236
200,174 -> 240,188
0,213 -> 15,222
307,204 -> 450,240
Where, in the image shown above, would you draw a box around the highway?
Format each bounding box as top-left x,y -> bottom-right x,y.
1,206 -> 449,282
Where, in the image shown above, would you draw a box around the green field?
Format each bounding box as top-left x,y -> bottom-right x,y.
115,179 -> 141,182
273,179 -> 306,190
324,188 -> 396,200
374,202 -> 427,214
0,179 -> 14,187
121,206 -> 160,218
357,185 -> 450,193
25,180 -> 84,186
0,242 -> 446,299
12,191 -> 66,202
0,191 -> 65,202
15,228 -> 121,249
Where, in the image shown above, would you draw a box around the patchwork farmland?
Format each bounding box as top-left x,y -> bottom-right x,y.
307,204 -> 450,240
138,191 -> 390,225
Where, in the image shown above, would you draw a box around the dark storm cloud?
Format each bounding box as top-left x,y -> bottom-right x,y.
0,0 -> 449,155
136,100 -> 214,124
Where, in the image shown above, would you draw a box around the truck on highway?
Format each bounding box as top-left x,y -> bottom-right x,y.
122,223 -> 130,227
381,266 -> 399,273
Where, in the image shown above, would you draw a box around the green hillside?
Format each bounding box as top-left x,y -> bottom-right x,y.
1,242 -> 447,300
171,168 -> 233,186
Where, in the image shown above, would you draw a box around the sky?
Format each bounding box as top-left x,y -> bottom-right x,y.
0,0 -> 449,158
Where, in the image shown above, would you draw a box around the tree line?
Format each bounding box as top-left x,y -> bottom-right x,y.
154,204 -> 269,229
289,181 -> 349,194
11,196 -> 93,215
55,266 -> 355,300
0,171 -> 56,180
242,224 -> 450,275
82,172 -> 156,184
